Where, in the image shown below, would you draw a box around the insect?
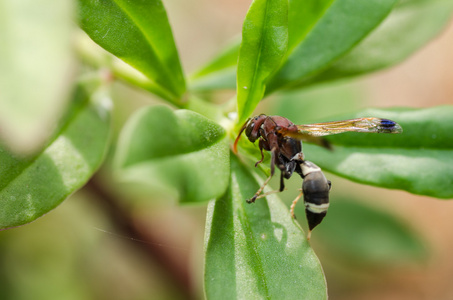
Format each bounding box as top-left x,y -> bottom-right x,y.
233,114 -> 402,239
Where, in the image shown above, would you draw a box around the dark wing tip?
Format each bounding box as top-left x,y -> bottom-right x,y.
379,119 -> 403,133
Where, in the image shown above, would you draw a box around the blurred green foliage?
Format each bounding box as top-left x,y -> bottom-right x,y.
1,0 -> 452,299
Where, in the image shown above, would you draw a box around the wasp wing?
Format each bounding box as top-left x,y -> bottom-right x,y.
282,118 -> 402,140
275,127 -> 333,150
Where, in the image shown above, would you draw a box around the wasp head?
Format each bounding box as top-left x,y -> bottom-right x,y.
233,115 -> 267,153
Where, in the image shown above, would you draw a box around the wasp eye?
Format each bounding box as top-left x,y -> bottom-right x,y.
245,122 -> 255,137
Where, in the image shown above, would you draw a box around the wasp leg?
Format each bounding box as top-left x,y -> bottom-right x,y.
253,188 -> 287,200
247,174 -> 273,203
247,147 -> 277,203
254,175 -> 289,200
290,190 -> 303,219
292,190 -> 313,240
254,139 -> 267,167
252,159 -> 289,201
279,171 -> 285,192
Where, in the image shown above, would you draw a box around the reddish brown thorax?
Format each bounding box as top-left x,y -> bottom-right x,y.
234,115 -> 301,162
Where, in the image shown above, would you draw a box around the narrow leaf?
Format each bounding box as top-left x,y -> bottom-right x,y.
301,0 -> 453,87
302,106 -> 453,199
204,155 -> 327,299
190,1 -> 452,95
78,0 -> 186,102
114,106 -> 229,203
0,0 -> 74,154
189,37 -> 240,91
287,0 -> 334,51
236,0 -> 289,124
189,0 -> 336,92
266,0 -> 397,93
0,83 -> 111,230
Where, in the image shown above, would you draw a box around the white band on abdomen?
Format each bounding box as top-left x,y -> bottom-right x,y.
305,202 -> 330,214
300,161 -> 321,176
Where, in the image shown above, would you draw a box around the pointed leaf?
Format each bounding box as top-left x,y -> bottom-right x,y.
301,0 -> 453,87
190,1 -> 452,94
114,106 -> 229,203
189,0 -> 337,92
303,106 -> 453,198
287,0 -> 334,51
78,0 -> 186,102
204,155 -> 327,299
189,38 -> 240,91
266,0 -> 397,93
236,0 -> 289,124
0,83 -> 111,230
0,0 -> 74,154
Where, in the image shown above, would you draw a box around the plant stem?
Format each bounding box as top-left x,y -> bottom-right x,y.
75,32 -> 183,106
84,174 -> 196,299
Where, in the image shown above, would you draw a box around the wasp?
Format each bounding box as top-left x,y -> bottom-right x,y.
233,114 -> 402,238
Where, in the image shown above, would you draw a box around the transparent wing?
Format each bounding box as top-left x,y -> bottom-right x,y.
282,117 -> 403,139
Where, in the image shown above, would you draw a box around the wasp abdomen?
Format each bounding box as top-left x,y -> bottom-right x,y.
300,161 -> 331,232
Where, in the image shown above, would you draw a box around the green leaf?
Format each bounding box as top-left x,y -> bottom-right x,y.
190,0 -> 453,94
0,0 -> 74,154
302,106 -> 453,199
300,0 -> 453,87
189,37 -> 240,91
0,82 -> 111,230
266,0 -> 397,93
78,0 -> 186,102
189,0 -> 336,92
312,198 -> 428,266
204,155 -> 327,299
236,0 -> 289,124
114,106 -> 229,203
286,0 -> 334,51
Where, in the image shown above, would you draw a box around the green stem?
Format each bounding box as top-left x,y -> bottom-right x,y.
75,32 -> 185,107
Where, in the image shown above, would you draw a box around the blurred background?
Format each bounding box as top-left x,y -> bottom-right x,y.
1,1 -> 453,299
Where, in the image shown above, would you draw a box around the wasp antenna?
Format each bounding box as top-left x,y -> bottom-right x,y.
233,120 -> 249,154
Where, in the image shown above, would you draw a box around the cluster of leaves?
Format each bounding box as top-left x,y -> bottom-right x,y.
1,0 -> 453,298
